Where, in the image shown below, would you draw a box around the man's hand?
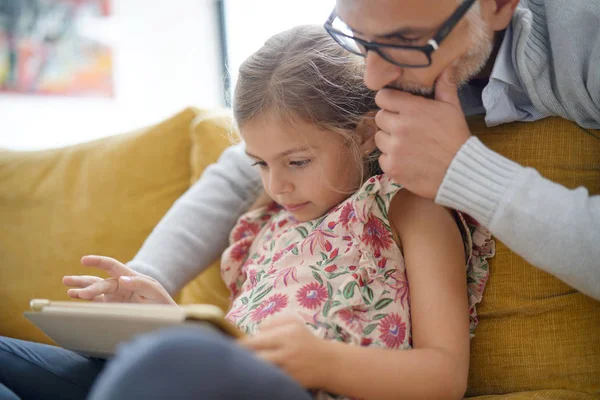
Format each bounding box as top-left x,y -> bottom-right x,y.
63,255 -> 176,305
374,67 -> 471,200
239,313 -> 331,389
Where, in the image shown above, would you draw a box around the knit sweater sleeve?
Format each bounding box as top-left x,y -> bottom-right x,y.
436,137 -> 600,300
515,1 -> 600,129
127,142 -> 262,295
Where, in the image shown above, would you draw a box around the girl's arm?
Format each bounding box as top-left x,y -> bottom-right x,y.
320,190 -> 470,400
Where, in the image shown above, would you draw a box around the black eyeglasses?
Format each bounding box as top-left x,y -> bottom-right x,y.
324,0 -> 476,68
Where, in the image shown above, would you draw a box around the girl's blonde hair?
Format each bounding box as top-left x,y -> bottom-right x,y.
233,24 -> 381,179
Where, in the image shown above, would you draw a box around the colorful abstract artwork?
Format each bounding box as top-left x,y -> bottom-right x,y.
0,0 -> 113,97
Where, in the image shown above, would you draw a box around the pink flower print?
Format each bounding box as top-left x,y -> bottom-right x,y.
473,236 -> 494,257
378,313 -> 406,349
251,293 -> 288,322
273,266 -> 299,288
361,338 -> 373,347
272,243 -> 296,264
228,282 -> 240,299
232,220 -> 260,242
330,248 -> 339,259
361,216 -> 393,256
387,269 -> 409,307
248,269 -> 259,288
277,219 -> 288,228
324,264 -> 338,273
377,257 -> 388,269
337,309 -> 369,335
348,265 -> 357,271
328,221 -> 337,230
461,213 -> 480,228
230,239 -> 252,262
339,203 -> 356,229
267,202 -> 282,213
296,282 -> 328,310
272,250 -> 284,263
226,303 -> 247,323
301,228 -> 337,255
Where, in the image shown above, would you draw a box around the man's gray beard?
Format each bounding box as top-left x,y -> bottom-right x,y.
385,15 -> 494,98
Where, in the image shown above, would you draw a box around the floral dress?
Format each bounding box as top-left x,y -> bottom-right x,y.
221,174 -> 494,397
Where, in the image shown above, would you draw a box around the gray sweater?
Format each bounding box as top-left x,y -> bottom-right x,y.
130,0 -> 600,300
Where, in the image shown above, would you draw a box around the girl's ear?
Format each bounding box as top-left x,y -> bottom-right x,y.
356,112 -> 378,155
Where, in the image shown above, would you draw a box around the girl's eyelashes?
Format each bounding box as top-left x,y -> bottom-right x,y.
251,159 -> 312,169
290,159 -> 311,168
251,161 -> 268,168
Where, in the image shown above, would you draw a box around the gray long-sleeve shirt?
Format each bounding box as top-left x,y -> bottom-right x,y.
130,1 -> 600,300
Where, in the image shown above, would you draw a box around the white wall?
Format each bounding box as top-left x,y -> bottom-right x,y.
0,0 -> 224,151
224,0 -> 335,104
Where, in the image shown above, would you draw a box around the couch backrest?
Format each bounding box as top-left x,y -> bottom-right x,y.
0,108 -> 202,343
467,116 -> 600,396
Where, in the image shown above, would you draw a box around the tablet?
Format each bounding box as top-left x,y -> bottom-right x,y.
25,299 -> 242,359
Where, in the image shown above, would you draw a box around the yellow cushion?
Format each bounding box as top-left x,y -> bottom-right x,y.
176,112 -> 236,311
467,116 -> 600,396
468,390 -> 600,400
0,108 -> 201,344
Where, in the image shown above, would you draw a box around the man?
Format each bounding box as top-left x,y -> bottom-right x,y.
127,0 -> 600,301
328,0 -> 600,299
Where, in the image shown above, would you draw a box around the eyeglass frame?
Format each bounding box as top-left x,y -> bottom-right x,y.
324,0 -> 477,68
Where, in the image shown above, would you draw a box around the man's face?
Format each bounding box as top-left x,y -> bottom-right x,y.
335,0 -> 496,94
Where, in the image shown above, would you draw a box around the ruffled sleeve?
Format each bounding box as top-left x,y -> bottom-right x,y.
220,202 -> 282,300
454,212 -> 495,336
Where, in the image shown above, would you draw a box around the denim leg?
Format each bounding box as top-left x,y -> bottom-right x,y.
0,383 -> 20,400
88,326 -> 313,400
0,336 -> 105,400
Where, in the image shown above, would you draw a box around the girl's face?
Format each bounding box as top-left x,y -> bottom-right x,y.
241,113 -> 365,222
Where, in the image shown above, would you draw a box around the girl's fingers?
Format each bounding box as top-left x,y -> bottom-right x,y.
254,349 -> 284,366
118,276 -> 173,304
67,278 -> 120,300
80,255 -> 136,279
62,275 -> 103,288
92,294 -> 106,302
239,330 -> 282,351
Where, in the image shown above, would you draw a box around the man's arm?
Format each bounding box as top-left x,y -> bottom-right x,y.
437,137 -> 600,300
128,142 -> 261,295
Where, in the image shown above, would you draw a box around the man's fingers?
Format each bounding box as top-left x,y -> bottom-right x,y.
80,255 -> 136,278
435,66 -> 460,107
378,152 -> 393,176
67,278 -> 119,300
374,129 -> 394,155
375,109 -> 396,133
375,88 -> 418,113
62,275 -> 103,288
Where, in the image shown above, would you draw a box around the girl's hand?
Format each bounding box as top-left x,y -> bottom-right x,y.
62,255 -> 176,305
239,313 -> 331,389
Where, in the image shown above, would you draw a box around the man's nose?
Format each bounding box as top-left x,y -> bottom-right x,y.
363,51 -> 403,91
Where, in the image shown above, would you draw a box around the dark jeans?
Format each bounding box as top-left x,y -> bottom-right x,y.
0,337 -> 105,400
0,327 -> 312,400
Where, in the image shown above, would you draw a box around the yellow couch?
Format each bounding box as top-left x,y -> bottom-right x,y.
1,108 -> 598,399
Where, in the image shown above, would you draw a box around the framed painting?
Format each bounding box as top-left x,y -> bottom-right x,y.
0,0 -> 113,97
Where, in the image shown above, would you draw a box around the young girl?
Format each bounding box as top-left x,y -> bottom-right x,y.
0,25 -> 493,400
